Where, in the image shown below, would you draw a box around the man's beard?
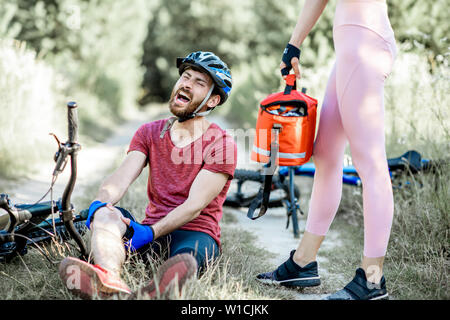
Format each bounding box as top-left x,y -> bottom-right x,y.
168,87 -> 201,118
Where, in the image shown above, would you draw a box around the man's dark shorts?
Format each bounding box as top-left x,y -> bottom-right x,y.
96,206 -> 220,273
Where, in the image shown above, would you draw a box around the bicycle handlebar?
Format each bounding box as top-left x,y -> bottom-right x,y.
60,102 -> 88,259
67,101 -> 78,144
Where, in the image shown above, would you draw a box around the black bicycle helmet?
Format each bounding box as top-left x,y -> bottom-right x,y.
176,51 -> 232,105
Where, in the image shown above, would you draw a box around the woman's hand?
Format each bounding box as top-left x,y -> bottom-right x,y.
280,57 -> 301,80
280,43 -> 301,79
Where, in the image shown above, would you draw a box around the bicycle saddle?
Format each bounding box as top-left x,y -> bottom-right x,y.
387,150 -> 422,173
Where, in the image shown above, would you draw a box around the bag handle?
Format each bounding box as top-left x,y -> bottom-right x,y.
284,74 -> 297,95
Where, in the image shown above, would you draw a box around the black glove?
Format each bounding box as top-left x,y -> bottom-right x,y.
281,43 -> 301,76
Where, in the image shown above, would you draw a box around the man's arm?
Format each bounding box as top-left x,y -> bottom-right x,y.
121,168 -> 229,240
94,150 -> 147,205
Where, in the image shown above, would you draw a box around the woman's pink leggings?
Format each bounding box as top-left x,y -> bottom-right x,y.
305,1 -> 397,258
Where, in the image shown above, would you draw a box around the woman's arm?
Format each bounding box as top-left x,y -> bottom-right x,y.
289,0 -> 329,48
281,0 -> 329,78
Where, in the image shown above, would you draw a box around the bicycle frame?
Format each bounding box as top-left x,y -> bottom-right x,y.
278,150 -> 432,187
278,163 -> 362,186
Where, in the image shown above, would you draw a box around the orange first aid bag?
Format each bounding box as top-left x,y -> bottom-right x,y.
251,74 -> 318,166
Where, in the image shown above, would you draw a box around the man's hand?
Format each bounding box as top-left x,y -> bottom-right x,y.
120,217 -> 154,251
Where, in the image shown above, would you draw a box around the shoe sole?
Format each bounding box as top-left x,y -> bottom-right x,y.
370,293 -> 389,300
257,276 -> 321,288
59,257 -> 131,299
131,253 -> 197,299
323,289 -> 390,300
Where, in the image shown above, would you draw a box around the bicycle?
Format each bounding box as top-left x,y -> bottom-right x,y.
0,102 -> 89,264
224,150 -> 446,238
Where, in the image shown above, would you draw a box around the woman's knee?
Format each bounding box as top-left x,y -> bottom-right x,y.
312,146 -> 344,177
351,147 -> 389,183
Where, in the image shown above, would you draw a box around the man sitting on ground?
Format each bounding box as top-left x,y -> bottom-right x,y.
58,51 -> 237,299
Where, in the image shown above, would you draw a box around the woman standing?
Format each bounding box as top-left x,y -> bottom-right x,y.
257,0 -> 397,300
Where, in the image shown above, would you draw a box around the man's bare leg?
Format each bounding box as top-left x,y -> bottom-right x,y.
90,206 -> 128,279
58,206 -> 131,298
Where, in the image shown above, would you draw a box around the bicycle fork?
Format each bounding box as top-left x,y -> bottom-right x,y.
285,167 -> 302,238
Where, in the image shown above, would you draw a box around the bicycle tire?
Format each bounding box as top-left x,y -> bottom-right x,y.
233,169 -> 265,182
225,169 -> 300,208
25,215 -> 87,244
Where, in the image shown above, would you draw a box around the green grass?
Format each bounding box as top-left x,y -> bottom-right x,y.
386,167 -> 449,299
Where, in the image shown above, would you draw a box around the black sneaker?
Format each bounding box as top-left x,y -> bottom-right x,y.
323,268 -> 389,300
256,250 -> 321,288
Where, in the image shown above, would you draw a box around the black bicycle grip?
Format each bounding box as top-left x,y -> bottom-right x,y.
67,101 -> 78,144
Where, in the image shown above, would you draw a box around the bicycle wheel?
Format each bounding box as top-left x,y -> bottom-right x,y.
25,215 -> 87,244
224,169 -> 300,208
224,170 -> 261,207
0,200 -> 87,263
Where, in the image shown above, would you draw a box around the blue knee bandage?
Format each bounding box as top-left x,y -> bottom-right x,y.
85,200 -> 108,230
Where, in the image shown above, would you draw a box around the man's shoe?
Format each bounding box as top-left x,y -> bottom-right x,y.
130,253 -> 198,299
323,268 -> 389,300
256,250 -> 321,288
59,256 -> 132,299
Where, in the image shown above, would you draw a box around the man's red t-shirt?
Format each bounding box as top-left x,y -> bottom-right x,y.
127,118 -> 237,247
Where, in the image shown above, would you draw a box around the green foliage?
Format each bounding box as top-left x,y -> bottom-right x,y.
1,0 -> 149,118
0,40 -> 64,178
389,0 -> 450,72
248,0 -> 336,69
223,55 -> 281,128
384,46 -> 450,157
0,0 -> 150,176
139,0 -> 245,104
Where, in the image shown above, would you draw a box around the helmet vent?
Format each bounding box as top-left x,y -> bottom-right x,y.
209,63 -> 224,69
201,56 -> 216,62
